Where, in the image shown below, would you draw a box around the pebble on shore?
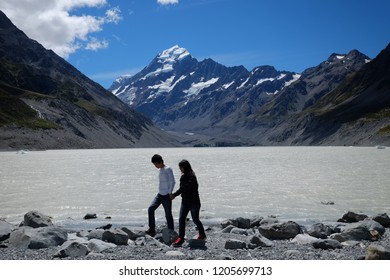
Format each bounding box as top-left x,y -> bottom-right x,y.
1,210 -> 390,260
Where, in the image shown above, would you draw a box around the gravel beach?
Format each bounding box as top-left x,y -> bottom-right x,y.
1,212 -> 390,260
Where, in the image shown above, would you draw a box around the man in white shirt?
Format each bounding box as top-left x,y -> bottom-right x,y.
146,154 -> 175,236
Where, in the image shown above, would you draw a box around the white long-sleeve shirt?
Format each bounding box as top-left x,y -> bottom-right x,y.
158,166 -> 175,195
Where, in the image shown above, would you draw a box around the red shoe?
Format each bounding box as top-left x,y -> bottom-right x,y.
172,237 -> 184,247
197,234 -> 206,240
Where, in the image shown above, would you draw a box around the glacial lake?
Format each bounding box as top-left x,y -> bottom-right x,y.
1,146 -> 389,230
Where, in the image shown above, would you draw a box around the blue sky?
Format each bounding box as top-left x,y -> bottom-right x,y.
1,0 -> 389,88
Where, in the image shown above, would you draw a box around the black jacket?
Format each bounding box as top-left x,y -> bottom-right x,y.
173,173 -> 200,202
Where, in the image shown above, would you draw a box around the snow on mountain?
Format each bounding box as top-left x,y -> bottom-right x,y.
108,45 -> 373,146
183,77 -> 219,97
109,45 -> 300,131
158,45 -> 190,64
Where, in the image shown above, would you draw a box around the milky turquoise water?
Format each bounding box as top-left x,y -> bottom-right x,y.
1,146 -> 389,229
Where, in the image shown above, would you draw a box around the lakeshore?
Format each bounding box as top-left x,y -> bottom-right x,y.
1,210 -> 389,260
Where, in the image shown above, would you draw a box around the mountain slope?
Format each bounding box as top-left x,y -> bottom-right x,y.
0,10 -> 178,150
111,44 -> 387,146
293,43 -> 390,145
110,45 -> 299,143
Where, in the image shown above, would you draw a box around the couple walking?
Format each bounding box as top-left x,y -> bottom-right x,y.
145,154 -> 206,247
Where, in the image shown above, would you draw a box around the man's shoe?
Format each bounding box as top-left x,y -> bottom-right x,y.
145,229 -> 156,237
172,237 -> 184,247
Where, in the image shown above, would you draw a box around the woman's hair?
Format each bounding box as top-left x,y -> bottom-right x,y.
179,159 -> 194,175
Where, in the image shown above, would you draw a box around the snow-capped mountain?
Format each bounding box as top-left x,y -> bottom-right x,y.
109,45 -> 298,133
109,44 -> 389,146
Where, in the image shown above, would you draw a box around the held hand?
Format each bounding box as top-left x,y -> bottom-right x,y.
169,193 -> 175,200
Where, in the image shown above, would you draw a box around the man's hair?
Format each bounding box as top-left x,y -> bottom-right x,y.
151,154 -> 164,164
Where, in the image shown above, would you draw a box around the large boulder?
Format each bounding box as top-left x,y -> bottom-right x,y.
0,220 -> 14,242
121,227 -> 145,241
338,211 -> 368,223
247,234 -> 274,248
187,239 -> 206,249
331,220 -> 385,242
102,228 -> 129,245
86,229 -> 105,240
9,226 -> 68,249
259,221 -> 301,240
313,239 -> 342,250
88,239 -> 117,253
307,223 -> 333,239
24,211 -> 53,228
224,239 -> 247,250
365,244 -> 390,260
291,234 -> 319,245
221,217 -> 251,229
54,241 -> 89,258
161,228 -> 178,245
372,213 -> 390,228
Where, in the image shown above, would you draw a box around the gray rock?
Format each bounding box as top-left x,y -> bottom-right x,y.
235,217 -> 251,229
225,239 -> 247,250
259,217 -> 279,226
291,234 -> 319,245
8,227 -> 33,249
121,227 -> 145,241
187,239 -> 206,249
338,211 -> 368,223
307,223 -> 333,239
259,221 -> 301,240
162,228 -> 178,245
332,220 -> 385,242
313,239 -> 342,250
247,234 -> 273,248
250,217 -> 263,228
67,232 -> 88,244
357,220 -> 385,236
331,225 -> 374,242
365,244 -> 390,260
221,219 -> 236,229
86,229 -> 104,240
165,250 -> 185,257
220,225 -> 235,233
0,220 -> 14,241
87,238 -> 117,253
9,226 -> 68,249
230,228 -> 248,235
24,210 -> 53,228
54,241 -> 89,258
221,217 -> 251,229
83,213 -> 97,220
102,228 -> 129,245
372,213 -> 390,228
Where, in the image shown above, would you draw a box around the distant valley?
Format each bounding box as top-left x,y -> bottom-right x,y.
110,44 -> 390,147
1,9 -> 389,150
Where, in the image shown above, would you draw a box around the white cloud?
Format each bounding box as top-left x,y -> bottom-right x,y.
157,0 -> 179,5
85,37 -> 109,51
0,0 -> 122,58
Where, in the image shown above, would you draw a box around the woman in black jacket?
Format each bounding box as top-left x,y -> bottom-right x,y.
170,159 -> 206,247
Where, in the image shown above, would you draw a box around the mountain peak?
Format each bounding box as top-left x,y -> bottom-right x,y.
157,45 -> 190,63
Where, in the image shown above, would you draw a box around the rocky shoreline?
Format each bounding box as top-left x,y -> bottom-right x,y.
1,210 -> 390,260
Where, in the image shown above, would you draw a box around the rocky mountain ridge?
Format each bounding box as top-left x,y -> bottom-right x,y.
0,10 -> 179,150
111,44 -> 389,146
